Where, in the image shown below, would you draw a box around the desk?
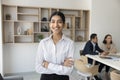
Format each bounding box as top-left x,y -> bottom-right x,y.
86,54 -> 120,71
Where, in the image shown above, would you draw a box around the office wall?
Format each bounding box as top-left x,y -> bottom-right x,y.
2,0 -> 91,10
91,0 -> 120,51
2,0 -> 91,74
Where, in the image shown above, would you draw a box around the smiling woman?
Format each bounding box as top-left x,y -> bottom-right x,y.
49,11 -> 65,44
35,11 -> 74,80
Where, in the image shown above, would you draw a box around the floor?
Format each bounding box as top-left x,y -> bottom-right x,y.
5,68 -> 85,80
4,68 -> 108,80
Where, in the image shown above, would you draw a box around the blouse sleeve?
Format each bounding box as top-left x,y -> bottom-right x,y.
35,40 -> 47,74
47,41 -> 74,75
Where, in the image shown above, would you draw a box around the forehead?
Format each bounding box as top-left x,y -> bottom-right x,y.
94,36 -> 97,38
51,15 -> 62,20
106,36 -> 112,38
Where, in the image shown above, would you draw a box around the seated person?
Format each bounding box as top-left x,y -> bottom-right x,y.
82,33 -> 106,64
101,34 -> 117,54
82,33 -> 107,80
99,34 -> 117,80
0,74 -> 3,80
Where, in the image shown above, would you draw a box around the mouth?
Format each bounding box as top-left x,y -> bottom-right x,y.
53,28 -> 59,31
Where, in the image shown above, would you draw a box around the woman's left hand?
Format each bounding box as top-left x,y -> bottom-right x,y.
63,58 -> 74,67
42,61 -> 49,68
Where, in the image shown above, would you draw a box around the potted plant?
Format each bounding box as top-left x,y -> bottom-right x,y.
37,34 -> 44,41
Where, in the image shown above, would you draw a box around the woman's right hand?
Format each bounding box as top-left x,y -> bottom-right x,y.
63,58 -> 74,67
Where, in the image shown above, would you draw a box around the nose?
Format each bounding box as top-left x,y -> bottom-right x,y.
54,22 -> 58,27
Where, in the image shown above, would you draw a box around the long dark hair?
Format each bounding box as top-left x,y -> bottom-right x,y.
49,11 -> 65,24
103,34 -> 112,44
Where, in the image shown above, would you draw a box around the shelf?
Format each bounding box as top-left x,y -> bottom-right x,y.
14,35 -> 33,37
34,32 -> 49,34
3,20 -> 15,22
40,21 -> 49,23
64,14 -> 74,17
75,16 -> 81,18
63,29 -> 72,30
75,29 -> 86,31
2,4 -> 90,43
17,13 -> 39,16
14,20 -> 35,23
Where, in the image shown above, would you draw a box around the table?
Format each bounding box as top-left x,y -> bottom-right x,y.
86,54 -> 120,71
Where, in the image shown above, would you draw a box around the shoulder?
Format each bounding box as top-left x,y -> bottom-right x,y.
86,40 -> 92,45
111,43 -> 116,47
65,37 -> 73,43
111,43 -> 116,46
101,43 -> 106,48
63,35 -> 74,44
38,37 -> 50,45
41,37 -> 50,42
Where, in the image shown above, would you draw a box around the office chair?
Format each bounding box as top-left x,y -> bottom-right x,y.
110,70 -> 120,80
74,50 -> 99,80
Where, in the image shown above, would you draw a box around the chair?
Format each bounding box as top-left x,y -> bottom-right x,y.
74,50 -> 99,80
110,70 -> 120,80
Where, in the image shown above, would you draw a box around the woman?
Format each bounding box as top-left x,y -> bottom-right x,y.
35,11 -> 74,80
99,34 -> 117,79
101,34 -> 117,54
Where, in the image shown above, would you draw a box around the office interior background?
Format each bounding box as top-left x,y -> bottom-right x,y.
0,0 -> 120,77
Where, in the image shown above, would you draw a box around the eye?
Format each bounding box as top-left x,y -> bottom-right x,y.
50,20 -> 55,23
57,20 -> 63,23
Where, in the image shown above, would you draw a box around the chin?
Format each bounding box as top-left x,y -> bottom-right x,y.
53,31 -> 61,35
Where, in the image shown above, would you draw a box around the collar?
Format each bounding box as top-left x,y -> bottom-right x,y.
47,34 -> 67,41
91,41 -> 96,46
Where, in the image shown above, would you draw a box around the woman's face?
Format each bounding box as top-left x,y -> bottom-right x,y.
49,15 -> 64,35
105,36 -> 112,44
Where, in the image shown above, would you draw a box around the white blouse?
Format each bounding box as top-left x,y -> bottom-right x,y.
35,34 -> 74,75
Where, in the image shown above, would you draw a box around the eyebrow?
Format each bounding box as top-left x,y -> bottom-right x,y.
51,20 -> 62,21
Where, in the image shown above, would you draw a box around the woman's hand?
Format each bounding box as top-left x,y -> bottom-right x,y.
42,61 -> 49,68
100,51 -> 109,56
63,58 -> 74,67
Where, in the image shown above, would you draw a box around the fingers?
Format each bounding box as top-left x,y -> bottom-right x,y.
64,58 -> 74,67
100,52 -> 109,57
42,61 -> 49,68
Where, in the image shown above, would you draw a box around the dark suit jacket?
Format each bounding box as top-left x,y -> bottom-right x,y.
83,40 -> 104,64
0,74 -> 3,80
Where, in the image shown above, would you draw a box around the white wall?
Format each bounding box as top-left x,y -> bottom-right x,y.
2,0 -> 91,10
91,0 -> 120,51
0,0 -> 3,75
3,44 -> 38,73
2,0 -> 91,74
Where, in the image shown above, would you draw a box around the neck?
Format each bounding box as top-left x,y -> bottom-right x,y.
52,33 -> 62,44
106,43 -> 110,45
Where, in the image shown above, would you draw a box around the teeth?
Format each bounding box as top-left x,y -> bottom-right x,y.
54,28 -> 58,30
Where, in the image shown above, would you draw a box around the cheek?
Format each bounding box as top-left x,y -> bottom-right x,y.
59,24 -> 64,28
49,24 -> 53,29
109,39 -> 112,42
